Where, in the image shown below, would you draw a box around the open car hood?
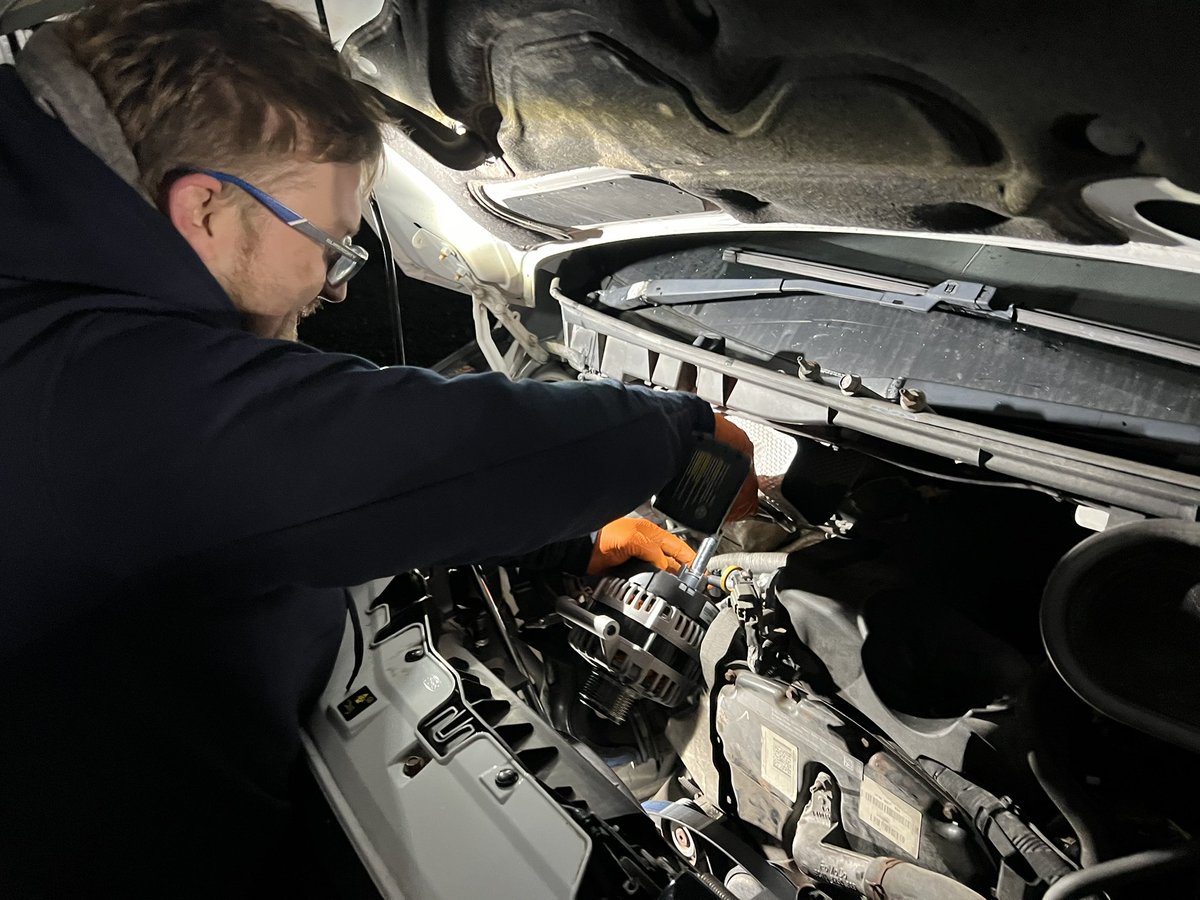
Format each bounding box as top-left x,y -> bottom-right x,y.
339,0 -> 1200,248
7,1 -> 1200,247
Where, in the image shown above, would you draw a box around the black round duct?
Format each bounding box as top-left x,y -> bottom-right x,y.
1042,520 -> 1200,754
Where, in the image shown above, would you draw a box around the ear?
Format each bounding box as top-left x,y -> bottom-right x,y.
164,172 -> 239,265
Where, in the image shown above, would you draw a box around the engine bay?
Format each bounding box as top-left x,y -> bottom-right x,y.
305,415 -> 1200,899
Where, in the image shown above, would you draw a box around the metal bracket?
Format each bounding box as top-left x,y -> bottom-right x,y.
471,282 -> 549,378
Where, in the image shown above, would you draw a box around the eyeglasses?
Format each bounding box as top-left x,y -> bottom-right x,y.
190,168 -> 369,290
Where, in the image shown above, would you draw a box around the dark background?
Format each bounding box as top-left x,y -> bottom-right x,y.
299,219 -> 475,369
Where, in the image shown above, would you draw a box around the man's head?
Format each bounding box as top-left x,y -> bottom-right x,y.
64,0 -> 389,340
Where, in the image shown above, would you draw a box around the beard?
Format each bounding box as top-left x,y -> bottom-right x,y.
222,231 -> 320,343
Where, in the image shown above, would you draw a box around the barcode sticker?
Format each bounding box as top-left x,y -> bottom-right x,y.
760,727 -> 798,800
859,777 -> 922,859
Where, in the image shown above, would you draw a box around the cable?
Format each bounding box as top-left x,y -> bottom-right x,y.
1042,842 -> 1200,900
312,0 -> 331,40
367,192 -> 405,367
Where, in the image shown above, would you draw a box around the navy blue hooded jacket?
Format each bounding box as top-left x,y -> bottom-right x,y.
0,66 -> 712,895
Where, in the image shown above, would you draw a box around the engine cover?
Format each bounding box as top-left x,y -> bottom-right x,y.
715,671 -> 994,891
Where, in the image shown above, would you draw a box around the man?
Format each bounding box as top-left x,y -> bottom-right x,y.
0,0 -> 757,895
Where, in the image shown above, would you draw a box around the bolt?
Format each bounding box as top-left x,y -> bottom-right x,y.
839,374 -> 862,395
404,647 -> 425,662
494,768 -> 519,788
672,825 -> 695,857
900,388 -> 927,411
797,356 -> 822,380
402,755 -> 427,777
942,802 -> 958,821
724,670 -> 737,683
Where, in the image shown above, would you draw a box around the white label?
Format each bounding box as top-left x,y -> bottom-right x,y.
760,727 -> 798,800
859,777 -> 922,859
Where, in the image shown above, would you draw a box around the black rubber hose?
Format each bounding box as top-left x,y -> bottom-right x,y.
997,809 -> 1074,885
361,83 -> 492,171
1027,749 -> 1103,867
1042,842 -> 1200,900
367,193 -> 405,367
927,762 -> 1073,885
1025,667 -> 1110,867
1040,520 -> 1200,756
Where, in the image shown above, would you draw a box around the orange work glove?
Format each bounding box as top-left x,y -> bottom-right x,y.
713,413 -> 760,522
587,518 -> 697,575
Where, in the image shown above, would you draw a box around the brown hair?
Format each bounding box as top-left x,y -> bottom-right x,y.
62,0 -> 388,201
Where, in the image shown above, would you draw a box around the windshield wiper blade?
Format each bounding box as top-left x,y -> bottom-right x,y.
596,273 -> 1007,318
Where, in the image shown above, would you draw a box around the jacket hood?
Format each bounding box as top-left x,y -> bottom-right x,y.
0,65 -> 236,327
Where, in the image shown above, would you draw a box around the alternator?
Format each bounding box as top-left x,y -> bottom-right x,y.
558,537 -> 719,723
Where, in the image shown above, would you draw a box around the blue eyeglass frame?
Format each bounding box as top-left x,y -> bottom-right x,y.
190,168 -> 369,289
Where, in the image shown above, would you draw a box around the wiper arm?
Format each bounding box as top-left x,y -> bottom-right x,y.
596,259 -> 1005,318
592,247 -> 1200,368
722,247 -> 931,294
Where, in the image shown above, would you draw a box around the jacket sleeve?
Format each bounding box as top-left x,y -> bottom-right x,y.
44,316 -> 714,591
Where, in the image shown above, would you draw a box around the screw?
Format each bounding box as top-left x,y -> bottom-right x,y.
839,374 -> 862,395
494,768 -> 519,788
404,647 -> 425,662
402,755 -> 427,777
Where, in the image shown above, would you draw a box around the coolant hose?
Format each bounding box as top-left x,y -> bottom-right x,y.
1041,841 -> 1200,900
865,858 -> 987,900
791,832 -> 986,900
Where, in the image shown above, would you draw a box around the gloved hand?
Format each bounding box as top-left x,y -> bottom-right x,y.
587,518 -> 697,575
713,413 -> 760,522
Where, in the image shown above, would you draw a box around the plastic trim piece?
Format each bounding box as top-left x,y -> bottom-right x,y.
553,288 -> 1200,520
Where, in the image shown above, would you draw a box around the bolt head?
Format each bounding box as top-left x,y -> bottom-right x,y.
494,768 -> 519,788
839,374 -> 861,394
402,755 -> 426,777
